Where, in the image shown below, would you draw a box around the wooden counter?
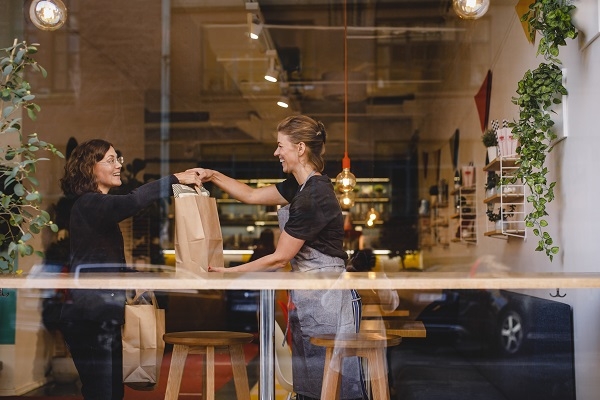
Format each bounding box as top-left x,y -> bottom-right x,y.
2,268 -> 591,400
5,270 -> 600,290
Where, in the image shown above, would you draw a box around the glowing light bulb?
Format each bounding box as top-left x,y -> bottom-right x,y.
452,0 -> 489,20
336,168 -> 356,193
277,96 -> 289,108
367,208 -> 379,222
249,21 -> 263,39
339,191 -> 355,209
29,0 -> 67,31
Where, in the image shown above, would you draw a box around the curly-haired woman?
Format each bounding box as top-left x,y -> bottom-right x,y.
58,139 -> 201,400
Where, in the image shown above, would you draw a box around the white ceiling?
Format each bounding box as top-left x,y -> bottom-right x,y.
156,0 -> 499,160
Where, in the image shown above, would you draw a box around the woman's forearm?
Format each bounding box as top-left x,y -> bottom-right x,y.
205,170 -> 255,203
190,167 -> 285,205
230,255 -> 287,272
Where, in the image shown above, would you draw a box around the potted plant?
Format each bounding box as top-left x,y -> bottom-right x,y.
484,171 -> 500,197
1,39 -> 64,273
482,129 -> 498,162
487,204 -> 516,231
508,0 -> 577,261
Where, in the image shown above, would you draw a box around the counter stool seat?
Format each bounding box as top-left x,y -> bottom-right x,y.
310,332 -> 401,400
162,331 -> 254,400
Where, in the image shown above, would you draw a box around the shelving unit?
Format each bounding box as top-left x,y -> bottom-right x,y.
482,157 -> 526,239
451,187 -> 477,244
430,202 -> 450,247
212,178 -> 391,250
418,215 -> 432,249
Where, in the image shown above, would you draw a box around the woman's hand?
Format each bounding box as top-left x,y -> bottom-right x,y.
208,265 -> 227,273
174,170 -> 203,186
187,168 -> 215,183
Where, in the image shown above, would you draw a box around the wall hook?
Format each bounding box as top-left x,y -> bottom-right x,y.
550,288 -> 566,298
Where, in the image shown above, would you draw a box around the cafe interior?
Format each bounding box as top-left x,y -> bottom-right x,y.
1,0 -> 600,399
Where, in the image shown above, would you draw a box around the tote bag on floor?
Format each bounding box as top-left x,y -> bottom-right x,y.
122,291 -> 165,390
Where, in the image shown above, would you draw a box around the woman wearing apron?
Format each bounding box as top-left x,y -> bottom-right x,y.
195,115 -> 366,400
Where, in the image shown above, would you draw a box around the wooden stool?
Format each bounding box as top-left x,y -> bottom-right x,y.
310,332 -> 401,400
162,331 -> 254,400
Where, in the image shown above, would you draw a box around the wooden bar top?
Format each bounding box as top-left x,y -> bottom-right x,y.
362,304 -> 410,318
4,269 -> 600,290
361,320 -> 426,338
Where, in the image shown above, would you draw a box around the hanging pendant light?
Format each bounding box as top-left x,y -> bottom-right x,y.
336,155 -> 356,193
29,0 -> 68,31
336,0 -> 356,207
366,207 -> 379,227
339,191 -> 355,210
452,0 -> 490,20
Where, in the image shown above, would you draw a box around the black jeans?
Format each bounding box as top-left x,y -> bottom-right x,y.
60,320 -> 124,400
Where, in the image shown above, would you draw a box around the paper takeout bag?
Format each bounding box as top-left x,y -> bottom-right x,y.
122,291 -> 165,391
173,184 -> 224,273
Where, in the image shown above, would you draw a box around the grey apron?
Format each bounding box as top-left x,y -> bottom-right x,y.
278,203 -> 364,399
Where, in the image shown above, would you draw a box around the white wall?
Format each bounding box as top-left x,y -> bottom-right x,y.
418,3 -> 600,398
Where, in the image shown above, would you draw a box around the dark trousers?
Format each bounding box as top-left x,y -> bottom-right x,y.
60,320 -> 124,400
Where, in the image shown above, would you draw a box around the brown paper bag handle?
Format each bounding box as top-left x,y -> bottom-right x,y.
127,289 -> 159,307
195,184 -> 211,197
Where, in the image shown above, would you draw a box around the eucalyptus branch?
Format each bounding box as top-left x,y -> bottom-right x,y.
1,39 -> 63,273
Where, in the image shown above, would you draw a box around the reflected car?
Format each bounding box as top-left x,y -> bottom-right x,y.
416,289 -> 573,356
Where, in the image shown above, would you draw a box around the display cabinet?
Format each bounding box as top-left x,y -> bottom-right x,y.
451,186 -> 477,244
482,157 -> 526,239
212,178 -> 391,250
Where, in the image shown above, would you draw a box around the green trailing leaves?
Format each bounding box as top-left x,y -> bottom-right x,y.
510,0 -> 577,261
0,39 -> 64,273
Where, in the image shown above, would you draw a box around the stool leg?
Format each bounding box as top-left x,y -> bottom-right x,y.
320,348 -> 343,400
366,349 -> 389,400
164,344 -> 189,400
229,344 -> 251,400
206,346 -> 215,400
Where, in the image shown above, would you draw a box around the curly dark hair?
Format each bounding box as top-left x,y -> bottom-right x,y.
60,139 -> 113,196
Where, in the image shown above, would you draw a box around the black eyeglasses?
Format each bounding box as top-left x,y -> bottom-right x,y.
99,156 -> 124,166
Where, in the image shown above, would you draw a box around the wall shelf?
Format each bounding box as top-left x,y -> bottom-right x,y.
429,202 -> 450,247
482,157 -> 526,239
213,177 -> 391,250
451,187 -> 477,245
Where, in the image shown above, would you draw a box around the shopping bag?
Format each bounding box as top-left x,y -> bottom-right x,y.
122,291 -> 165,390
173,184 -> 224,274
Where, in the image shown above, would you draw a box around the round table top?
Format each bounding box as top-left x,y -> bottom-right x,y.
163,331 -> 255,346
310,332 -> 402,349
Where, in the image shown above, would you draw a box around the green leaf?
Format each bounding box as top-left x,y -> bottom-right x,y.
2,105 -> 14,118
26,107 -> 37,121
2,63 -> 13,76
13,183 -> 24,196
25,192 -> 39,201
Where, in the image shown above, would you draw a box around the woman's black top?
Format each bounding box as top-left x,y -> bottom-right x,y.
276,174 -> 347,261
60,175 -> 178,324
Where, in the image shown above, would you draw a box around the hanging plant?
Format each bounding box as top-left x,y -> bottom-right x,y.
507,0 -> 577,261
1,39 -> 64,273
